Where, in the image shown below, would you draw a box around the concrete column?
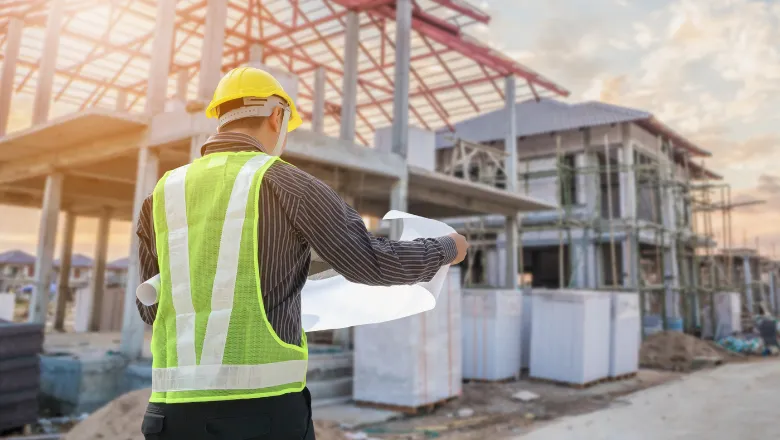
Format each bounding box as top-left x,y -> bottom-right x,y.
494,232 -> 507,287
32,0 -> 65,125
54,211 -> 76,331
391,1 -> 411,158
743,256 -> 754,314
486,248 -> 499,287
503,75 -> 519,290
770,271 -> 778,315
664,247 -> 680,320
176,69 -> 189,102
312,67 -> 326,134
389,175 -> 408,240
504,75 -> 518,192
389,0 -> 412,240
505,216 -> 519,289
198,0 -> 229,100
145,0 -> 177,115
121,147 -> 159,359
339,11 -> 360,143
621,234 -> 639,289
88,209 -> 111,332
116,90 -> 128,112
248,44 -> 264,68
0,17 -> 23,136
29,173 -> 63,324
619,143 -> 636,219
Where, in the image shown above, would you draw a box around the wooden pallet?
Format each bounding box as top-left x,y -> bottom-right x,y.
530,372 -> 637,389
463,377 -> 516,384
355,396 -> 457,415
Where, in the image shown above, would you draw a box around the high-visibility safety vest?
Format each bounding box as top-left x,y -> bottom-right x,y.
150,152 -> 308,404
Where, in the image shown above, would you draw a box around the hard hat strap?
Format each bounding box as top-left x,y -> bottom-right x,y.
269,108 -> 290,157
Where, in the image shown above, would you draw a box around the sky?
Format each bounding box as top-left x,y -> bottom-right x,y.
1,0 -> 779,259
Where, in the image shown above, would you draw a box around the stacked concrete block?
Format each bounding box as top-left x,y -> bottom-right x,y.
608,292 -> 640,377
528,289 -> 611,385
462,289 -> 523,381
0,319 -> 43,431
353,267 -> 462,408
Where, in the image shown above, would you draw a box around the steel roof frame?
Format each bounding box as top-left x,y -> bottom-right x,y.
0,0 -> 570,145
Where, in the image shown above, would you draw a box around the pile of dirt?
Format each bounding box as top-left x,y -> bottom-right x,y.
313,420 -> 348,440
64,388 -> 150,440
640,331 -> 724,371
64,388 -> 347,440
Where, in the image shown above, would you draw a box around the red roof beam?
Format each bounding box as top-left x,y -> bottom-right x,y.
361,4 -> 569,98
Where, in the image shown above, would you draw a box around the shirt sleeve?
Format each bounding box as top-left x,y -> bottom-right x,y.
135,196 -> 159,325
294,176 -> 458,286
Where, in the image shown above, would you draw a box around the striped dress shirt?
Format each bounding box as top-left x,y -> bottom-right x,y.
135,132 -> 458,345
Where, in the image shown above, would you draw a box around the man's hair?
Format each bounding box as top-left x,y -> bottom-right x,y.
216,98 -> 268,133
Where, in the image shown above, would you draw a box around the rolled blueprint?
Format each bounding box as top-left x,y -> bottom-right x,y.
136,274 -> 161,306
300,210 -> 455,332
135,211 -> 455,331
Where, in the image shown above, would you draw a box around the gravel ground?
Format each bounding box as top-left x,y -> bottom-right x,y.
515,358 -> 780,440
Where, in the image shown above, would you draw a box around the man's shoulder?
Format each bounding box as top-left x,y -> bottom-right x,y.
263,159 -> 318,197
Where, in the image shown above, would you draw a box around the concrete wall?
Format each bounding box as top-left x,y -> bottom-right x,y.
516,130 -> 584,159
589,125 -> 624,145
518,157 -> 559,205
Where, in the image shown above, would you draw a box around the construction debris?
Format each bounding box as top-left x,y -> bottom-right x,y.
63,388 -> 150,440
512,390 -> 540,402
640,331 -> 725,371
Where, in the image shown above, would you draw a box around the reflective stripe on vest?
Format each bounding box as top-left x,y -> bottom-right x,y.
152,154 -> 306,393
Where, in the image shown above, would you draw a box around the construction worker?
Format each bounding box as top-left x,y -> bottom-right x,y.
134,66 -> 469,440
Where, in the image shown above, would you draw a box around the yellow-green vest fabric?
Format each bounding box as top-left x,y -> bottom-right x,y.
150,152 -> 308,404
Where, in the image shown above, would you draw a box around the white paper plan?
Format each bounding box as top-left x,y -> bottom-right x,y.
136,210 -> 456,332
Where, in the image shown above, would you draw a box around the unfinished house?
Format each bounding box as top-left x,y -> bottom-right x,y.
437,98 -> 728,332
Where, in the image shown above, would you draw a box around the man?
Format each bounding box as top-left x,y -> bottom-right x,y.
135,67 -> 469,439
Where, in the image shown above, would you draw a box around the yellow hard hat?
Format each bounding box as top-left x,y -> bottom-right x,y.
205,66 -> 302,132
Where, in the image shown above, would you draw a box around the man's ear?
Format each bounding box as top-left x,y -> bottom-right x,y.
269,107 -> 284,133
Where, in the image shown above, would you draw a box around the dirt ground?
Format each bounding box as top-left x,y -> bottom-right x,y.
337,369 -> 682,440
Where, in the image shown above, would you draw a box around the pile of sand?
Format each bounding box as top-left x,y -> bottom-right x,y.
639,331 -> 724,371
64,388 -> 347,440
64,388 -> 150,440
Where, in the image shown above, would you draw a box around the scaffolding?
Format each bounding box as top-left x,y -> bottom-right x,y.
443,128 -> 768,338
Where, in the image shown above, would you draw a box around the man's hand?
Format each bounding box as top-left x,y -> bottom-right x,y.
448,232 -> 469,265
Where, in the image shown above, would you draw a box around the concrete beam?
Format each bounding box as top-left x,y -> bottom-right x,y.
88,208 -> 111,331
32,0 -> 65,125
145,0 -> 177,115
197,0 -> 229,100
0,130 -> 145,184
0,18 -> 23,136
29,173 -> 63,324
121,147 -> 159,359
339,11 -> 360,143
53,210 -> 76,331
312,66 -> 326,134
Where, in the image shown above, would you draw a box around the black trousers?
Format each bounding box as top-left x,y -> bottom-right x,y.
141,388 -> 315,440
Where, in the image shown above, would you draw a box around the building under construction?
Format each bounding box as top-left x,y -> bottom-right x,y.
434,98 -> 772,335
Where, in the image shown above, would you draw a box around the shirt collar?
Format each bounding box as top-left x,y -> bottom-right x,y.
200,132 -> 267,156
